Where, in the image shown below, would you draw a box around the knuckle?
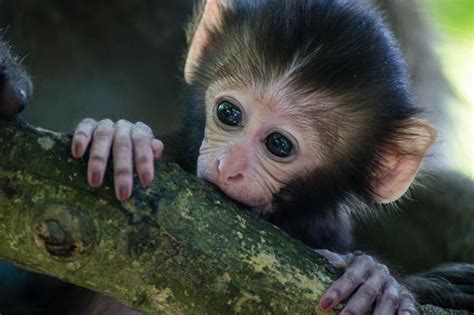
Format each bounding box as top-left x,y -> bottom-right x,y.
131,132 -> 150,142
402,307 -> 416,314
89,154 -> 106,166
74,130 -> 89,138
132,127 -> 153,141
135,121 -> 152,132
94,126 -> 115,138
353,254 -> 368,265
343,270 -> 361,287
343,252 -> 355,264
375,264 -> 390,277
81,118 -> 96,125
115,137 -> 132,149
387,276 -> 398,286
136,154 -> 151,166
99,118 -> 114,125
360,284 -> 379,299
117,119 -> 131,127
114,167 -> 132,178
400,292 -> 415,303
359,254 -> 374,264
383,293 -> 400,308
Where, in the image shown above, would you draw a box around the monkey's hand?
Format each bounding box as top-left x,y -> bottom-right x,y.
0,41 -> 32,118
316,249 -> 416,315
71,119 -> 164,200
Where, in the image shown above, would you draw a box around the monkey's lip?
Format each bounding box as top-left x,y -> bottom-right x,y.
218,185 -> 270,208
199,176 -> 268,208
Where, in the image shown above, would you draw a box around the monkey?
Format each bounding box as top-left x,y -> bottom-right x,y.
66,0 -> 452,314
0,34 -> 32,119
1,0 -> 473,314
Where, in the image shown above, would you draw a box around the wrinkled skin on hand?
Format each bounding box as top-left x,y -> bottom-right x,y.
316,249 -> 416,315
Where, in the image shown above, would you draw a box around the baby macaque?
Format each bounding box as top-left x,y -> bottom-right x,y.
71,1 -> 439,313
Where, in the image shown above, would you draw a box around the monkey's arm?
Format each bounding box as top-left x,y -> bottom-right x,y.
0,38 -> 32,117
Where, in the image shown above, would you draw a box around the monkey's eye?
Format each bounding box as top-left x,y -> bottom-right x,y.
265,132 -> 294,158
216,100 -> 242,127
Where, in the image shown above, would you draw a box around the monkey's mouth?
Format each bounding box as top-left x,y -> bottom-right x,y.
218,183 -> 267,206
216,185 -> 274,216
199,174 -> 270,209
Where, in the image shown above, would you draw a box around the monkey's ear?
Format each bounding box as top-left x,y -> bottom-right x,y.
185,0 -> 227,83
372,120 -> 437,204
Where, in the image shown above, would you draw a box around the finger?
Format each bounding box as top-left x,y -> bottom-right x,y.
397,291 -> 416,315
87,119 -> 115,187
320,255 -> 375,311
341,264 -> 390,315
314,249 -> 352,269
72,118 -> 97,158
151,139 -> 164,160
113,120 -> 134,201
132,122 -> 154,186
374,277 -> 400,315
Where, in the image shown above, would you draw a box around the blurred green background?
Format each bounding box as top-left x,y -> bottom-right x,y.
424,0 -> 473,178
0,0 -> 472,178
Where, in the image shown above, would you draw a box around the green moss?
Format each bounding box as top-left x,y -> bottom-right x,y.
0,121 -> 463,314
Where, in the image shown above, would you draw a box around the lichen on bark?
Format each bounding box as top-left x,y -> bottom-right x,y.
0,120 -> 467,314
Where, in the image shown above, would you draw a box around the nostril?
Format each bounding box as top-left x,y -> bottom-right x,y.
215,159 -> 221,173
227,173 -> 244,182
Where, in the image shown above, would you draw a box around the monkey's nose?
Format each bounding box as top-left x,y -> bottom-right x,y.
216,159 -> 245,185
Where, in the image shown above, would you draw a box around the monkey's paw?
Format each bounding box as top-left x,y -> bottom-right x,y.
316,249 -> 416,315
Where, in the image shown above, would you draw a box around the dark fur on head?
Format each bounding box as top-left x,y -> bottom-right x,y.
182,0 -> 422,251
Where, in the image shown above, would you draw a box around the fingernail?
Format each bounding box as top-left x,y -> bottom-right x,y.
320,298 -> 333,310
118,185 -> 129,200
91,172 -> 101,186
402,311 -> 413,315
74,142 -> 82,157
142,171 -> 152,186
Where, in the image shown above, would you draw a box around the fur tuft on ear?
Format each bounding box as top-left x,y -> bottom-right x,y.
372,119 -> 437,203
185,0 -> 229,84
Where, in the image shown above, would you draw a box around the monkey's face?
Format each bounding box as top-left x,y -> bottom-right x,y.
197,84 -> 320,212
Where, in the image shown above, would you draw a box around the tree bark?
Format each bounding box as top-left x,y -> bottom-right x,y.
0,120 -> 467,314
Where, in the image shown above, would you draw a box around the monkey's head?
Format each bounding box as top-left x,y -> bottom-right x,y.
182,0 -> 436,215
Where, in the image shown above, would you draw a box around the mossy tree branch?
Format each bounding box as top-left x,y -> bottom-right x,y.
0,120 -> 464,314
